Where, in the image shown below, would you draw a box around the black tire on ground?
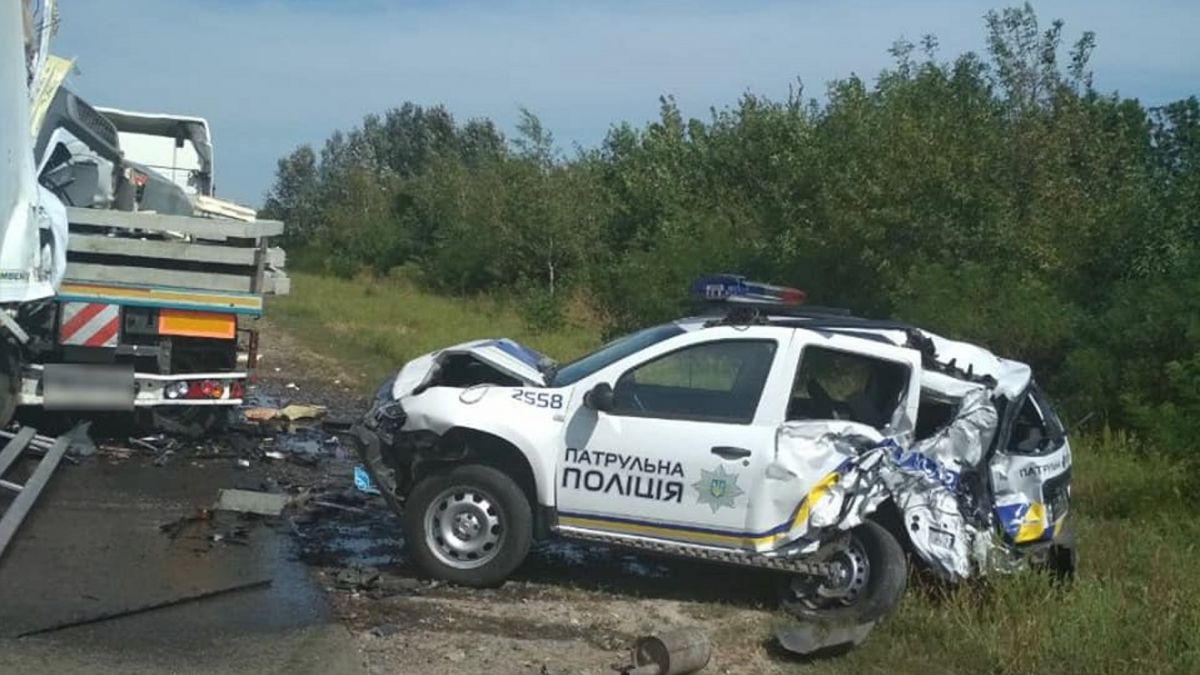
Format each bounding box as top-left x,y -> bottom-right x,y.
402,464 -> 533,588
781,520 -> 908,624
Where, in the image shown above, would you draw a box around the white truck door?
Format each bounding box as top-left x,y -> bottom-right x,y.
556,327 -> 794,550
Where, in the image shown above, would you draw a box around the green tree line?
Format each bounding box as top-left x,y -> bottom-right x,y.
263,4 -> 1200,455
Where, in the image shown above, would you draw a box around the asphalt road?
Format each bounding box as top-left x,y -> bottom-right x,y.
0,451 -> 367,674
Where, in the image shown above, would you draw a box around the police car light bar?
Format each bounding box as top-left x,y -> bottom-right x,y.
690,274 -> 807,305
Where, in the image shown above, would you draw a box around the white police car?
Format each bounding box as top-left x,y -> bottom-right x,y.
353,276 -> 1074,628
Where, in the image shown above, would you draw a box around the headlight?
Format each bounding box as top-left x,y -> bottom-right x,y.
374,374 -> 398,402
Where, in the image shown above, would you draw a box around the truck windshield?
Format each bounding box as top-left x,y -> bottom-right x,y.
549,323 -> 685,386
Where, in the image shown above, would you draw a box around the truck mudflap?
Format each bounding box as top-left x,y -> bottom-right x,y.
15,364 -> 246,409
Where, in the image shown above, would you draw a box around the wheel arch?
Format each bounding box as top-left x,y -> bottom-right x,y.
422,426 -> 551,537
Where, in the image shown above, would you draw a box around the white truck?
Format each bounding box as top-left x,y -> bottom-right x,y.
2,1 -> 288,433
353,276 -> 1075,638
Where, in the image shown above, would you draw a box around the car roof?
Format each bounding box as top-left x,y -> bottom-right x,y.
674,309 -> 1033,398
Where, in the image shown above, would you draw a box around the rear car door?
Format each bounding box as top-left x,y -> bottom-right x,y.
556,327 -> 793,549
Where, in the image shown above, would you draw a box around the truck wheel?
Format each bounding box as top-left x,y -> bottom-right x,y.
402,464 -> 532,587
781,520 -> 908,624
0,350 -> 19,428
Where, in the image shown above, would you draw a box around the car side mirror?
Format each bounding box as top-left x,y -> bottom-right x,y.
584,382 -> 614,412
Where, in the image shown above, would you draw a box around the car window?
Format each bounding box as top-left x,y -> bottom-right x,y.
1009,384 -> 1065,453
612,340 -> 777,424
551,323 -> 684,386
787,346 -> 909,429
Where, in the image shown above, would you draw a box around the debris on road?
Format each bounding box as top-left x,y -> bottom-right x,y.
242,403 -> 326,423
353,464 -> 380,495
0,426 -> 75,560
773,620 -> 876,657
214,488 -> 292,517
158,508 -> 214,540
625,627 -> 712,675
15,578 -> 274,638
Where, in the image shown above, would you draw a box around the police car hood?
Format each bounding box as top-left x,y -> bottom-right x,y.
390,338 -> 547,398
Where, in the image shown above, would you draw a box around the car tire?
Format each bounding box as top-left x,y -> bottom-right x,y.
781,520 -> 908,624
402,464 -> 532,588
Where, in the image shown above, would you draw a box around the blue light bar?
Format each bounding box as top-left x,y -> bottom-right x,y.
690,274 -> 807,305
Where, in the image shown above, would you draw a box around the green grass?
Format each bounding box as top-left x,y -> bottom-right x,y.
271,273 -> 1200,673
268,272 -> 602,391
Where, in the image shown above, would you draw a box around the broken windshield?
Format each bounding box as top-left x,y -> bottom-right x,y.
548,323 -> 684,386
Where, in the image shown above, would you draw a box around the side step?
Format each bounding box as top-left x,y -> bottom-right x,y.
557,525 -> 836,578
0,427 -> 70,560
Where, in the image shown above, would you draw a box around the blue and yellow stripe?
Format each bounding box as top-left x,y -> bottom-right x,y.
58,282 -> 263,316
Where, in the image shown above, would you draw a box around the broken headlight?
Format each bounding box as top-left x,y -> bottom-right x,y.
374,374 -> 398,402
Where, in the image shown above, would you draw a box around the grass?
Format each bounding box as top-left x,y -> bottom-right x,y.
271,273 -> 1200,674
268,272 -> 602,392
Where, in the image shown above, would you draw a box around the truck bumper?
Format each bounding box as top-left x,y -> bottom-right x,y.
16,364 -> 246,408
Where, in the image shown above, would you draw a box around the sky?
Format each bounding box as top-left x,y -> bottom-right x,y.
52,0 -> 1200,206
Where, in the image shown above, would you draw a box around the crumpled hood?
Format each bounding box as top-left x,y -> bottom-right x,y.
391,338 -> 548,398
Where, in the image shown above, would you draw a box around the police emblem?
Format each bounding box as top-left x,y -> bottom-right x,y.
692,465 -> 745,513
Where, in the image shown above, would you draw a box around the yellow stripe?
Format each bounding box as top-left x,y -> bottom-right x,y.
59,282 -> 260,309
559,470 -> 845,551
1014,502 -> 1047,543
559,516 -> 759,547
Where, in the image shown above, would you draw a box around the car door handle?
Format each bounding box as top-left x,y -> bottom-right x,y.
711,446 -> 752,460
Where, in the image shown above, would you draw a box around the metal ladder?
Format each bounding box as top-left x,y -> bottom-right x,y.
0,427 -> 69,559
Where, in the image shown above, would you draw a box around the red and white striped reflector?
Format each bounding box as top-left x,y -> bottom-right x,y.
59,302 -> 120,348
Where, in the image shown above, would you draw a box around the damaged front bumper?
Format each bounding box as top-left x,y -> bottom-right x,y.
350,396 -> 409,510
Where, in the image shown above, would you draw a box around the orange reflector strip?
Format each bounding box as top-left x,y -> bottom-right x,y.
157,310 -> 236,340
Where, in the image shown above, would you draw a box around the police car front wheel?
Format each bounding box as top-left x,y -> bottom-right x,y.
403,464 -> 533,587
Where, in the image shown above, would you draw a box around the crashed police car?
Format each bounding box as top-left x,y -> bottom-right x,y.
352,275 -> 1075,634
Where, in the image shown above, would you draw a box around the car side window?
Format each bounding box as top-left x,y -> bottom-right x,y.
787,346 -> 909,430
612,340 -> 777,424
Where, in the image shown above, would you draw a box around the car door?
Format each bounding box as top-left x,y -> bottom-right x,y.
747,332 -> 922,550
555,326 -> 794,550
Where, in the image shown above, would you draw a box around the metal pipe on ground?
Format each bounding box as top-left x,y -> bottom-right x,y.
627,627 -> 712,675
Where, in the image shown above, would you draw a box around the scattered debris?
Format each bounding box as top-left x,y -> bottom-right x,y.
214,488 -> 291,517
370,623 -> 401,638
0,427 -> 73,560
624,627 -> 712,675
334,565 -> 380,591
15,578 -> 273,638
773,620 -> 876,656
243,407 -> 279,422
354,464 -> 380,495
158,508 -> 214,540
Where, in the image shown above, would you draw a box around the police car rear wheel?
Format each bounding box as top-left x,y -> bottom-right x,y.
781,521 -> 907,624
403,464 -> 532,587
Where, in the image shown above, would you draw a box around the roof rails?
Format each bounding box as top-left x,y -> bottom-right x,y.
693,300 -> 854,319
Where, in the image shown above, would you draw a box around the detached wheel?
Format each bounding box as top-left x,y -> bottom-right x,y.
402,464 -> 532,587
781,520 -> 908,624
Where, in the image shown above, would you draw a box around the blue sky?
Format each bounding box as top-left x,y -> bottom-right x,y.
53,0 -> 1199,206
